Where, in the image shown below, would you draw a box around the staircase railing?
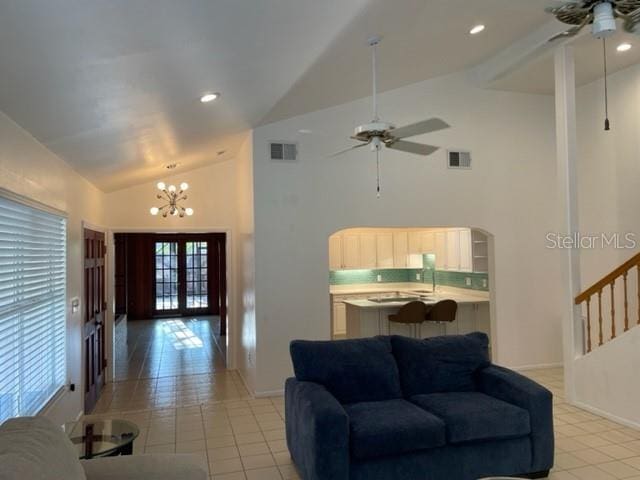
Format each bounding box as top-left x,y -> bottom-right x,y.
575,253 -> 640,353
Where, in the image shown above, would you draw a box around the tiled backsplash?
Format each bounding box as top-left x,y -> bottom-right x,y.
329,254 -> 489,291
330,269 -> 413,285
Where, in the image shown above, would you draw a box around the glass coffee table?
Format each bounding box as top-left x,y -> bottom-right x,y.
65,419 -> 140,459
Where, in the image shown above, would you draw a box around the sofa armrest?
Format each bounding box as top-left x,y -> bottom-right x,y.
285,378 -> 349,480
477,365 -> 554,473
81,454 -> 208,480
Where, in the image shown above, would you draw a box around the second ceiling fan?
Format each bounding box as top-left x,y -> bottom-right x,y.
330,35 -> 451,196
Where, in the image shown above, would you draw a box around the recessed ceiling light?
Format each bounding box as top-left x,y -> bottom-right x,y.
470,24 -> 485,35
200,92 -> 220,103
617,42 -> 632,52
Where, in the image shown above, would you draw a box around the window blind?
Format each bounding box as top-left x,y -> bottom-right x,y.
0,195 -> 66,422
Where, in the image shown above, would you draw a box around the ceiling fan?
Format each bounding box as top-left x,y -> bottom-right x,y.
546,1 -> 640,130
330,35 -> 451,196
547,0 -> 640,41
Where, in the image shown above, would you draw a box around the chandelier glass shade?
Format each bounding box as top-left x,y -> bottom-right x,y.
150,182 -> 194,218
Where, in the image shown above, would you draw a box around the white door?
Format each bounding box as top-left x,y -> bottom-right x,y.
434,231 -> 447,270
407,232 -> 424,268
360,234 -> 377,269
393,231 -> 409,268
446,230 -> 461,271
459,229 -> 473,272
376,233 -> 394,268
329,235 -> 342,270
333,302 -> 347,336
343,234 -> 360,269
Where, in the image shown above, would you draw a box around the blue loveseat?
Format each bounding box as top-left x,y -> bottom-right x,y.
285,333 -> 553,480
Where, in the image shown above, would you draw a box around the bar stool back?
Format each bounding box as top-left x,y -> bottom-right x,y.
424,299 -> 458,335
388,301 -> 427,338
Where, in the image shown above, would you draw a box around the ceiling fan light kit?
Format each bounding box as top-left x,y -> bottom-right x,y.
330,36 -> 452,196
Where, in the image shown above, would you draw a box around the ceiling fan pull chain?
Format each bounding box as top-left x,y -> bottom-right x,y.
603,37 -> 611,131
376,148 -> 381,198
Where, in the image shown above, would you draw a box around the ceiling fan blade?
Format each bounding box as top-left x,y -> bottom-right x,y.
328,142 -> 369,158
391,118 -> 450,140
386,140 -> 439,156
547,13 -> 591,42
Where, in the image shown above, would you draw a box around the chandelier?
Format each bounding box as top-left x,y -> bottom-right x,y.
150,182 -> 194,218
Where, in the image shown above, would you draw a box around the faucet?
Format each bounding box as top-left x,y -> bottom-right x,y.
431,268 -> 436,293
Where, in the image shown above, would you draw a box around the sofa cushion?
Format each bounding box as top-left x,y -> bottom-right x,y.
391,333 -> 490,396
0,416 -> 86,480
344,399 -> 446,460
410,392 -> 531,444
290,337 -> 402,404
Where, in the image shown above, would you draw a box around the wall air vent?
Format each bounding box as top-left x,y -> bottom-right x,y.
447,150 -> 472,169
270,142 -> 298,161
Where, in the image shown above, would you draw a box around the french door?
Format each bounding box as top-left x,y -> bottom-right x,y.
154,237 -> 213,316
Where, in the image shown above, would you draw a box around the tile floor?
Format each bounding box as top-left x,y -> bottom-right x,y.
113,316 -> 226,382
86,321 -> 640,479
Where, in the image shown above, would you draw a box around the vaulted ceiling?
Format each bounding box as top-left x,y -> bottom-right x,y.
0,0 -> 637,191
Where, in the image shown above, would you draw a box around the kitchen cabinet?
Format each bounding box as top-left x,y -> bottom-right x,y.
393,232 -> 409,268
376,233 -> 394,268
360,234 -> 377,268
421,232 -> 435,254
343,234 -> 360,269
333,302 -> 347,336
446,230 -> 461,271
459,229 -> 473,272
408,232 -> 424,268
329,235 -> 342,270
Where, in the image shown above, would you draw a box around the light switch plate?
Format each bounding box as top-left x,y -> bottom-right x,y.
377,274 -> 382,282
71,297 -> 80,314
416,273 -> 421,281
465,277 -> 472,286
482,279 -> 488,288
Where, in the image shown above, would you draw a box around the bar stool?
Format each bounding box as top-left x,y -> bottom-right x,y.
424,299 -> 458,335
388,301 -> 427,338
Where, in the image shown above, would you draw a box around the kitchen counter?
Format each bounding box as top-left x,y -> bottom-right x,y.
334,284 -> 490,340
343,291 -> 489,309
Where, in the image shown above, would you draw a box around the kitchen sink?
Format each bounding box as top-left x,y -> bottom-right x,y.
368,296 -> 421,303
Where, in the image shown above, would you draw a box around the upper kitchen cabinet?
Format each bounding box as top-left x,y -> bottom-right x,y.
342,234 -> 361,269
392,232 -> 409,268
329,228 -> 484,272
421,232 -> 435,254
376,233 -> 394,268
408,232 -> 425,268
360,233 -> 377,268
329,234 -> 342,270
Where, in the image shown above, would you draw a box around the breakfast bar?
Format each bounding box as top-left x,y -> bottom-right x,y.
343,289 -> 490,339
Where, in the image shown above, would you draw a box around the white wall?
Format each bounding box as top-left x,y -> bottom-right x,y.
250,72 -> 562,395
0,111 -> 106,425
572,62 -> 640,425
234,136 -> 257,393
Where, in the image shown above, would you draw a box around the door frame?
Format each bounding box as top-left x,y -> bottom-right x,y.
81,221 -> 111,414
106,227 -> 235,378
